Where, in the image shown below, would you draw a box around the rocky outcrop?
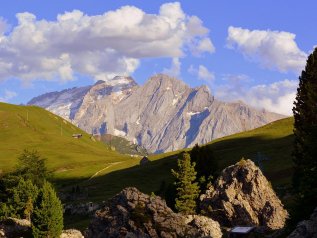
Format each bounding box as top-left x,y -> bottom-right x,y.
288,207 -> 317,238
200,159 -> 288,230
0,218 -> 31,238
85,187 -> 222,238
60,229 -> 84,238
28,74 -> 285,153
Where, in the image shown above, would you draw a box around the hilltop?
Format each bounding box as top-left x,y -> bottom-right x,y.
0,102 -> 131,182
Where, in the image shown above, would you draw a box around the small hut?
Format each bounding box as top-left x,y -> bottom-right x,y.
140,156 -> 149,166
72,134 -> 82,139
229,226 -> 255,238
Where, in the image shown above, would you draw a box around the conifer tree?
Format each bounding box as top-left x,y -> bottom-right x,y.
190,144 -> 218,191
31,181 -> 63,238
172,152 -> 200,214
292,47 -> 317,219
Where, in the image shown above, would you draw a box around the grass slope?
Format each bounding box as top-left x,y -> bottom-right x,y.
0,102 -> 131,181
60,117 -> 294,203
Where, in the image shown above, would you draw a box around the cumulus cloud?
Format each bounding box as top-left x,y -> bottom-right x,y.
0,2 -> 214,82
163,58 -> 181,77
216,74 -> 298,115
188,64 -> 214,83
0,89 -> 17,102
227,26 -> 307,74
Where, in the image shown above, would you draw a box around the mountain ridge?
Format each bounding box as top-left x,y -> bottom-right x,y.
28,74 -> 285,153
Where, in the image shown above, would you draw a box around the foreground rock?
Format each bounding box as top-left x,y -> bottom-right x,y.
200,159 -> 288,230
0,218 -> 31,238
288,207 -> 317,238
85,187 -> 222,238
61,229 -> 84,238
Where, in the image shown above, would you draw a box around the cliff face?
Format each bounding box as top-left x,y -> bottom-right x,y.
200,159 -> 289,230
29,74 -> 285,153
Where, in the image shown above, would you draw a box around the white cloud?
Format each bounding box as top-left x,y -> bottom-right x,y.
227,26 -> 307,74
188,64 -> 214,83
163,58 -> 181,77
198,65 -> 214,82
0,3 -> 214,82
216,75 -> 298,115
0,89 -> 17,102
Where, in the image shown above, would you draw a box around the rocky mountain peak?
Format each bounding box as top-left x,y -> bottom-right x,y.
28,74 -> 285,152
200,159 -> 289,231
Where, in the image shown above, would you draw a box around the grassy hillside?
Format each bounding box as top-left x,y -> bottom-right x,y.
0,102 -> 294,230
0,102 -> 132,181
59,117 -> 294,203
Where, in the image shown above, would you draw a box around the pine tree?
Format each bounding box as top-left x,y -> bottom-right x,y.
292,47 -> 317,219
171,152 -> 200,214
190,144 -> 218,191
10,179 -> 38,219
31,181 -> 63,238
16,150 -> 50,187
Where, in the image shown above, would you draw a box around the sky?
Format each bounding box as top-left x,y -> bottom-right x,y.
0,0 -> 316,115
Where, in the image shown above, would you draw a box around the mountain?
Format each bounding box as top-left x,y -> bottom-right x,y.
28,74 -> 285,153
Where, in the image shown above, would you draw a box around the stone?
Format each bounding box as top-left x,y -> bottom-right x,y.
287,207 -> 317,238
60,229 -> 84,238
200,159 -> 288,231
85,187 -> 222,238
0,217 -> 31,238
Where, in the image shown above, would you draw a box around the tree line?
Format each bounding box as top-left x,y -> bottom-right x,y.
0,150 -> 63,238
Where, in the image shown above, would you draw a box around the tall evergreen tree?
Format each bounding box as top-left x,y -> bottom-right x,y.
171,152 -> 200,214
16,150 -> 50,187
190,144 -> 218,191
31,181 -> 63,238
292,47 -> 317,219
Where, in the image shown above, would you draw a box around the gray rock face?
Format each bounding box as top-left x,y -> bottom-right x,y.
28,74 -> 285,153
288,207 -> 317,238
200,159 -> 288,231
85,187 -> 222,238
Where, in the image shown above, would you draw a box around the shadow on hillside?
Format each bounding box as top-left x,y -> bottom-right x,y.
54,134 -> 294,203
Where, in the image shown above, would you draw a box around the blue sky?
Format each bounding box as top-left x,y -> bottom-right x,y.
0,0 -> 316,115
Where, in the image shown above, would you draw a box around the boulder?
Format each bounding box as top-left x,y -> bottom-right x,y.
85,187 -> 222,238
60,229 -> 84,238
287,207 -> 317,238
200,159 -> 288,230
0,217 -> 31,238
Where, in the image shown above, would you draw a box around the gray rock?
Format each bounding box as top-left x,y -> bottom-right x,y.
200,159 -> 288,231
85,187 -> 222,238
28,74 -> 285,153
60,229 -> 84,238
287,207 -> 317,238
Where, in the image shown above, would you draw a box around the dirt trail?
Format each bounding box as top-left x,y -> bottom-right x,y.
88,162 -> 123,181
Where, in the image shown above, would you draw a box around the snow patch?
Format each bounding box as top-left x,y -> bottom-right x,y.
172,98 -> 178,106
136,117 -> 140,125
114,129 -> 127,137
187,111 -> 200,116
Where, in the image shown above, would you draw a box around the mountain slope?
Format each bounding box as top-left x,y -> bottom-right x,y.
59,117 -> 294,204
0,102 -> 130,179
28,74 -> 285,152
